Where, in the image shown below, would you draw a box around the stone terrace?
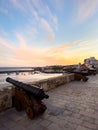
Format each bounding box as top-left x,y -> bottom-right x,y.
0,75 -> 98,130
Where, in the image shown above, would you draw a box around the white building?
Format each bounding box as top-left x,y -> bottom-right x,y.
84,57 -> 98,68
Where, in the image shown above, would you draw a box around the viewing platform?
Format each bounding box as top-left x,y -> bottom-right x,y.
0,74 -> 98,130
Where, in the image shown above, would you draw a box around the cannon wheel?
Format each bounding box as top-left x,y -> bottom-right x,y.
15,98 -> 22,111
26,107 -> 34,119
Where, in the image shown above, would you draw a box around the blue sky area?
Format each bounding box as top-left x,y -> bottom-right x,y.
0,0 -> 98,67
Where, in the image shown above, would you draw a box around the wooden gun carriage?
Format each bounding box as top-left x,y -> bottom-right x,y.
6,77 -> 49,119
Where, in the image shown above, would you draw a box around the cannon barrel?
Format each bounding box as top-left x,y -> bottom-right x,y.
6,77 -> 49,100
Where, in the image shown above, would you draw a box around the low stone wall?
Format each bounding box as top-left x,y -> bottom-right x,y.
31,74 -> 74,91
0,87 -> 13,112
0,74 -> 74,112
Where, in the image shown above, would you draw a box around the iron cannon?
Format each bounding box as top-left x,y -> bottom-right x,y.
6,77 -> 49,119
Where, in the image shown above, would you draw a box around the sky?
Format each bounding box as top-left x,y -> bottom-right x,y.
0,0 -> 98,67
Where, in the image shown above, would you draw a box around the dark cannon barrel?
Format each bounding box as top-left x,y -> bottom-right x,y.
6,77 -> 49,100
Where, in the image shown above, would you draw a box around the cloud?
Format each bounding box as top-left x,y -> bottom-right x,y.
45,39 -> 98,65
0,37 -> 14,50
0,35 -> 78,66
46,41 -> 79,56
16,33 -> 27,49
65,39 -> 98,60
10,0 -> 57,42
10,0 -> 58,27
49,0 -> 66,10
31,0 -> 58,24
10,0 -> 25,11
0,35 -> 51,66
45,5 -> 58,30
27,27 -> 38,36
40,18 -> 55,42
1,33 -> 98,66
10,0 -> 39,21
75,0 -> 98,22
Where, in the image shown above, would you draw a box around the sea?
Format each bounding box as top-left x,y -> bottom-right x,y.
0,67 -> 62,88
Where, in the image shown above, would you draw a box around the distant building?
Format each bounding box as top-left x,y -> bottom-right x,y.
84,57 -> 98,68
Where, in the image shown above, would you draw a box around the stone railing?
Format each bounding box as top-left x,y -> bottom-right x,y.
0,74 -> 74,112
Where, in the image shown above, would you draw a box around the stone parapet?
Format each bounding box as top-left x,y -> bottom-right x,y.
31,74 -> 74,91
0,74 -> 74,112
0,86 -> 13,112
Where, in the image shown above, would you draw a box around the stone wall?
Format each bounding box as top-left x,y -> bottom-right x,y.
0,86 -> 13,112
31,74 -> 74,91
0,74 -> 74,112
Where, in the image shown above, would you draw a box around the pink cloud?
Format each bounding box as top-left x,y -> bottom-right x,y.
0,37 -> 14,50
27,27 -> 38,36
10,0 -> 39,21
49,0 -> 66,10
76,0 -> 98,22
0,35 -> 74,66
16,33 -> 27,49
40,18 -> 55,41
45,5 -> 58,30
10,0 -> 25,11
31,0 -> 58,29
1,34 -> 97,66
46,41 -> 79,55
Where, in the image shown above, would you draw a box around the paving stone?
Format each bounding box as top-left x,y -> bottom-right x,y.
40,119 -> 51,127
9,125 -> 27,130
82,121 -> 97,129
0,125 -> 9,130
48,123 -> 65,130
76,126 -> 91,130
81,115 -> 95,124
64,122 -> 77,130
26,123 -> 47,130
65,116 -> 83,125
2,119 -> 16,129
0,115 -> 9,125
63,110 -> 72,116
94,119 -> 98,125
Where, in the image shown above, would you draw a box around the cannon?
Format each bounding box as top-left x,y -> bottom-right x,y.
6,77 -> 49,119
74,73 -> 88,81
66,70 -> 89,81
87,69 -> 96,75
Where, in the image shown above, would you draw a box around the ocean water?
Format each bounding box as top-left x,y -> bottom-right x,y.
0,72 -> 62,88
0,67 -> 33,72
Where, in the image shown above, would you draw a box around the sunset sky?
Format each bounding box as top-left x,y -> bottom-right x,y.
0,0 -> 98,67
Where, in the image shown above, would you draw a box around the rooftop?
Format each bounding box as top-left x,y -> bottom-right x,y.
0,75 -> 98,130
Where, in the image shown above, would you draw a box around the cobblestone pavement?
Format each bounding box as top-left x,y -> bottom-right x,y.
0,75 -> 98,130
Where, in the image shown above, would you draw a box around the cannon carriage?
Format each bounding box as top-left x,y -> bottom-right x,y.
6,77 -> 49,119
